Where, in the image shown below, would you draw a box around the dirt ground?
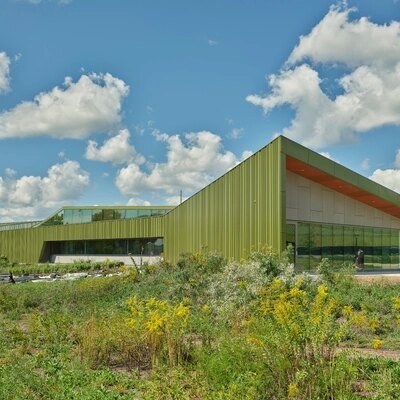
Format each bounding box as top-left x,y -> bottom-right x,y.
340,347 -> 400,361
355,274 -> 400,284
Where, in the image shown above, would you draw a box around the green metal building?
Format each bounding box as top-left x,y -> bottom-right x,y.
1,136 -> 399,269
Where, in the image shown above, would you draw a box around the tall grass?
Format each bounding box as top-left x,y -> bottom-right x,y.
1,249 -> 400,399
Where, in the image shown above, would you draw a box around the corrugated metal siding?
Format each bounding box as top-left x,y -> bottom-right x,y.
0,216 -> 164,263
163,138 -> 284,263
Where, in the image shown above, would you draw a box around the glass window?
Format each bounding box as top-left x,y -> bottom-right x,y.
42,210 -> 64,226
153,238 -> 164,255
332,225 -> 344,266
310,224 -> 322,269
64,209 -> 74,224
382,229 -> 391,269
59,240 -> 84,254
354,227 -> 364,255
81,209 -> 93,223
364,228 -> 373,268
391,230 -> 399,269
125,210 -> 138,219
373,229 -> 382,269
138,209 -> 151,218
128,239 -> 145,255
321,224 -> 332,260
297,223 -> 310,270
92,210 -> 103,222
343,226 -> 355,264
102,209 -> 114,220
114,239 -> 127,254
114,210 -> 122,220
286,224 -> 296,247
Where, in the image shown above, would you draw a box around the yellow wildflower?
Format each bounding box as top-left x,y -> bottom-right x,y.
342,305 -> 352,317
372,338 -> 383,350
202,304 -> 210,314
289,286 -> 306,298
317,285 -> 328,297
288,383 -> 299,397
174,303 -> 190,319
246,336 -> 264,347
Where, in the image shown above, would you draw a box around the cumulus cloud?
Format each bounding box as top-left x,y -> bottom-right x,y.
361,158 -> 370,170
395,149 -> 400,168
228,128 -> 244,140
116,131 -> 244,196
85,129 -> 144,165
0,161 -> 89,221
127,197 -> 151,206
287,6 -> 400,68
0,52 -> 11,94
0,73 -> 129,139
369,169 -> 400,194
165,195 -> 187,206
247,5 -> 400,148
369,149 -> 400,194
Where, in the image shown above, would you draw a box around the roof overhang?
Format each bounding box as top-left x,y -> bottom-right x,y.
286,155 -> 400,220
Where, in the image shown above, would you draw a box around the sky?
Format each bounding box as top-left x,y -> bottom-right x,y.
0,0 -> 400,222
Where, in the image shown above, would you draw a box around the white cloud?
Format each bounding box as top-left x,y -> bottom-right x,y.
208,39 -> 218,46
247,5 -> 400,148
116,131 -> 243,196
319,151 -> 332,160
165,195 -> 187,205
228,128 -> 244,140
0,161 -> 89,221
241,150 -> 253,161
361,158 -> 370,170
0,73 -> 129,139
4,168 -> 16,177
0,52 -> 11,94
369,149 -> 400,194
287,5 -> 400,69
369,169 -> 400,193
85,129 -> 144,165
395,149 -> 400,168
127,197 -> 151,206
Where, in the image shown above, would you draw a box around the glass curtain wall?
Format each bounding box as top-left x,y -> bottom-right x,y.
49,237 -> 164,256
288,222 -> 400,270
42,208 -> 171,226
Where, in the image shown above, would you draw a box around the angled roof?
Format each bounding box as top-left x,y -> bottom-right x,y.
280,136 -> 400,219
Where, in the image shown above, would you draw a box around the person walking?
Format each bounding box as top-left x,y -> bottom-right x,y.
356,249 -> 364,269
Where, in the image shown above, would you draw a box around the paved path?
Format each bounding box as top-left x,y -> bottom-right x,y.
354,269 -> 400,282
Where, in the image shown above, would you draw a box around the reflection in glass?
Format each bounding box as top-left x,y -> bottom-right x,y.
382,229 -> 391,268
332,225 -> 344,265
51,237 -> 163,256
373,229 -> 382,269
321,224 -> 332,261
391,230 -> 400,268
364,228 -> 373,268
293,222 -> 399,271
310,224 -> 321,269
343,226 -> 354,263
297,223 -> 310,270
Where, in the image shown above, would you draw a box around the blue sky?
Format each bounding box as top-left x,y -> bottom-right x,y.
0,0 -> 399,221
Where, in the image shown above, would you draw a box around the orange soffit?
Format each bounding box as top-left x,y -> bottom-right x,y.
286,156 -> 400,220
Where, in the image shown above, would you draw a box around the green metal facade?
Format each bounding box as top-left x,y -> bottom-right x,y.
163,137 -> 284,262
1,136 -> 399,264
0,216 -> 165,263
